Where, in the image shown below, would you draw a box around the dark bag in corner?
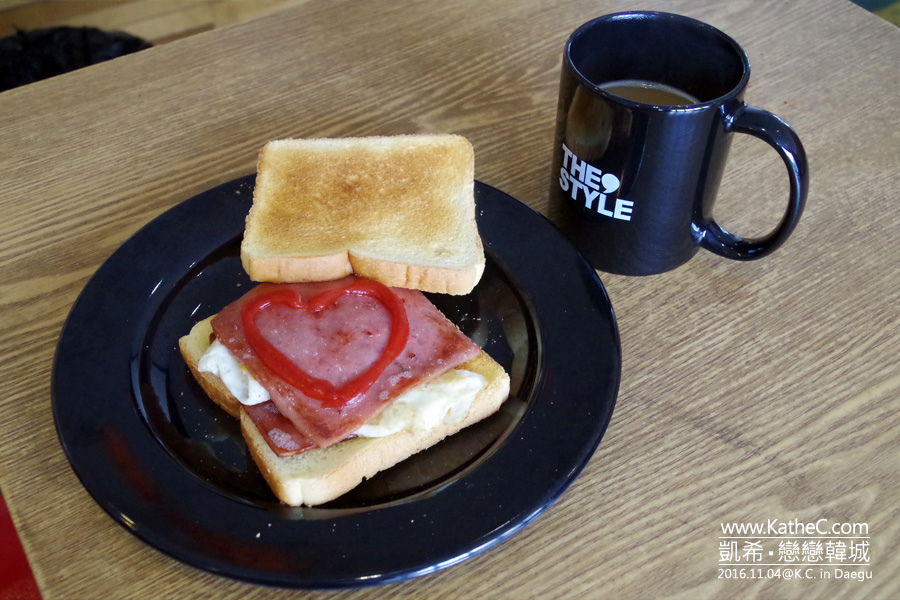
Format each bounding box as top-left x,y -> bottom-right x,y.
0,26 -> 151,92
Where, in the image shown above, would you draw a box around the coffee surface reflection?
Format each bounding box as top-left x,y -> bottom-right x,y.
599,79 -> 699,106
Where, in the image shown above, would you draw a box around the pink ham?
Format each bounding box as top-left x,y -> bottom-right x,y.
211,276 -> 480,451
242,401 -> 317,455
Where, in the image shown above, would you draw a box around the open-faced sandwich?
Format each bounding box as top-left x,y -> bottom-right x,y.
179,134 -> 510,506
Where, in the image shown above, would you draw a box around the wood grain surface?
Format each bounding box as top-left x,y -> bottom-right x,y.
1,0 -> 899,598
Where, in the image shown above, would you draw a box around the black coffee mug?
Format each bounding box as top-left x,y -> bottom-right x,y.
548,11 -> 808,275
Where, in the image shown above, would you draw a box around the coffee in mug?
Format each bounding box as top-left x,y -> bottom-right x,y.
599,80 -> 699,106
548,11 -> 808,276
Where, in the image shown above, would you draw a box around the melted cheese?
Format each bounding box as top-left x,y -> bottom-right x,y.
197,340 -> 486,438
354,369 -> 485,437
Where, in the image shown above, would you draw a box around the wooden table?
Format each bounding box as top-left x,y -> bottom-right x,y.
1,0 -> 898,598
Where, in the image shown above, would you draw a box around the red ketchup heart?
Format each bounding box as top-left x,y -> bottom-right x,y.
241,279 -> 410,408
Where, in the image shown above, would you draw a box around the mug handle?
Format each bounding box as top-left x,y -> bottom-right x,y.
700,105 -> 809,260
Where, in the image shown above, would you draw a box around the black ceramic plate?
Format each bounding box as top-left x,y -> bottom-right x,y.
52,177 -> 620,589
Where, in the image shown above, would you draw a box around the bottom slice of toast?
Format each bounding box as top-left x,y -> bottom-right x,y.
179,316 -> 510,506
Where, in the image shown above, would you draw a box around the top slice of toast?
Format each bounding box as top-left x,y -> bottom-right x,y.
240,135 -> 485,295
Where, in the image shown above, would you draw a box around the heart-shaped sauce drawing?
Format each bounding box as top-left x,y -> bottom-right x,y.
241,279 -> 410,407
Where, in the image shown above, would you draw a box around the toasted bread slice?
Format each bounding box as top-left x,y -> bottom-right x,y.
240,135 -> 484,295
178,316 -> 510,506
